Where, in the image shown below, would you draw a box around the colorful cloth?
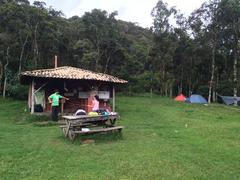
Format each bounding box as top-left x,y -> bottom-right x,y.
35,90 -> 45,107
92,99 -> 99,111
88,112 -> 98,116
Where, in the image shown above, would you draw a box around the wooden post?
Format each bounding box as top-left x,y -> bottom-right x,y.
54,55 -> 58,68
61,99 -> 65,114
31,79 -> 35,114
113,85 -> 115,112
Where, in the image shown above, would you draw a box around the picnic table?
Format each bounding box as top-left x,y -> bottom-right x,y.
60,113 -> 123,141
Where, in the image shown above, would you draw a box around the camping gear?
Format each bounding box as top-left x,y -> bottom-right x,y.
174,94 -> 186,102
188,94 -> 207,104
88,112 -> 98,116
74,109 -> 87,116
95,109 -> 110,115
218,95 -> 240,105
185,98 -> 190,103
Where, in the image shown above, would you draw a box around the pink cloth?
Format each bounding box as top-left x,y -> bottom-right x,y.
92,99 -> 99,111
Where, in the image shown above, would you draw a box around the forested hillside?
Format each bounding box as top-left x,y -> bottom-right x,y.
0,0 -> 239,102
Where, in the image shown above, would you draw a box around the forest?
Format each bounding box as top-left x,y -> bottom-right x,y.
0,0 -> 240,103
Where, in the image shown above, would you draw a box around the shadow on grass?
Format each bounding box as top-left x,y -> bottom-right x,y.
32,121 -> 58,127
58,131 -> 124,145
16,114 -> 52,125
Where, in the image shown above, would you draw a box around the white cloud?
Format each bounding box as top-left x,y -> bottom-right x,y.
68,0 -> 158,27
29,0 -> 206,28
165,0 -> 205,15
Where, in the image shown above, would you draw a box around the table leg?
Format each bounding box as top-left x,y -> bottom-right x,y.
65,121 -> 70,138
68,130 -> 76,141
110,118 -> 116,125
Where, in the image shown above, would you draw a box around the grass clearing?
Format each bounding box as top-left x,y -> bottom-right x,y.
0,96 -> 240,179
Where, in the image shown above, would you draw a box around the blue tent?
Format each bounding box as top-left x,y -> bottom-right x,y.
189,94 -> 207,104
219,95 -> 240,105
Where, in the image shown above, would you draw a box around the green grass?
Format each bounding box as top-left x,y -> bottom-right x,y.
0,96 -> 240,179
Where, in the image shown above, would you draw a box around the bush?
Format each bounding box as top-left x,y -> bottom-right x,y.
196,85 -> 209,98
126,72 -> 161,94
216,80 -> 234,96
7,84 -> 28,100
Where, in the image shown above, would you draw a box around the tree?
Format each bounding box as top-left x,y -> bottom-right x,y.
81,9 -> 119,71
217,0 -> 240,105
150,0 -> 178,96
190,0 -> 221,103
2,0 -> 240,100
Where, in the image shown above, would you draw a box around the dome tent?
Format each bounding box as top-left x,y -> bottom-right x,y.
174,94 -> 186,102
218,95 -> 240,105
189,94 -> 207,104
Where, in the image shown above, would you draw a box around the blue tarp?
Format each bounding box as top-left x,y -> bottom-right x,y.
188,94 -> 207,104
219,96 -> 240,105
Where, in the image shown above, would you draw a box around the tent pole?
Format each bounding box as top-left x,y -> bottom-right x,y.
31,79 -> 35,114
113,85 -> 115,112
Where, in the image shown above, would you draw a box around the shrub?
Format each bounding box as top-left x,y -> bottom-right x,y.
7,84 -> 28,100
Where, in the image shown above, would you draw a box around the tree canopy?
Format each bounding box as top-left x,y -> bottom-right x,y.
0,0 -> 240,101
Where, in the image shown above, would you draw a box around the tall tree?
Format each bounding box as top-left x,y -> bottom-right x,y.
217,0 -> 240,105
81,9 -> 120,72
151,0 -> 178,96
191,0 -> 221,103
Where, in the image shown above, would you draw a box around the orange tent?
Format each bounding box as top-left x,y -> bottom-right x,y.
174,94 -> 186,102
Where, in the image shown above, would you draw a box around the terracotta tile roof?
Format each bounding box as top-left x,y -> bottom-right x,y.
21,66 -> 127,83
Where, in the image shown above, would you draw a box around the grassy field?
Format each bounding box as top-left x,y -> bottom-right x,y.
0,95 -> 240,179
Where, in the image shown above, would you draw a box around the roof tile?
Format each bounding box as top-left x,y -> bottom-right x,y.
21,66 -> 127,83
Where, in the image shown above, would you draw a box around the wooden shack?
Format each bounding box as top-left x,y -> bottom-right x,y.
20,66 -> 127,114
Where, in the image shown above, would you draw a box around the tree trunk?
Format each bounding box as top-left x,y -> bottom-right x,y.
104,49 -> 117,73
212,89 -> 216,102
165,84 -> 168,96
180,66 -> 183,93
214,74 -> 219,103
0,61 -> 3,92
233,23 -> 239,106
233,46 -> 238,106
150,69 -> 153,98
208,41 -> 216,103
96,45 -> 104,72
188,75 -> 192,96
169,83 -> 173,98
104,56 -> 110,73
3,47 -> 9,98
161,63 -> 165,96
233,62 -> 237,105
33,23 -> 39,68
18,34 -> 29,76
189,57 -> 193,96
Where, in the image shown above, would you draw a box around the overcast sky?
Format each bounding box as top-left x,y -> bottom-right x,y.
29,0 -> 206,28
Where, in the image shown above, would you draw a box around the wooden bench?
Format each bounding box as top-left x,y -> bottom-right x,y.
67,126 -> 124,140
60,114 -> 123,141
